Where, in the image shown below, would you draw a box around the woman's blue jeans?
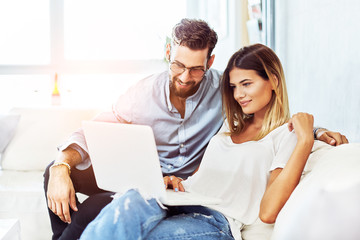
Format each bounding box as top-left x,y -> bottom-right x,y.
80,189 -> 234,240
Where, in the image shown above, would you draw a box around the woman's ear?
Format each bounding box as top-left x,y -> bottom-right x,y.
272,74 -> 279,89
165,43 -> 171,62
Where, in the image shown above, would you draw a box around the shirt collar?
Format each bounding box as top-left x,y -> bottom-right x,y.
165,70 -> 212,112
165,75 -> 173,112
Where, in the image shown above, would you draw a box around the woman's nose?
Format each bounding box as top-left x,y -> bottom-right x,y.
234,87 -> 245,100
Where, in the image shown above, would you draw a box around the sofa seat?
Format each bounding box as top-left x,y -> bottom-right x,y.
0,170 -> 51,240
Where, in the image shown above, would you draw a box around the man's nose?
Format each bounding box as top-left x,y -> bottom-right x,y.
178,68 -> 191,82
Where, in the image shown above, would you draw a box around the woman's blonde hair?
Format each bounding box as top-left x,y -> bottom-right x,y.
221,44 -> 290,140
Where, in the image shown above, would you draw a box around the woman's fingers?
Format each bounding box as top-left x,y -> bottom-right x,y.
178,182 -> 185,192
163,176 -> 170,189
163,175 -> 184,192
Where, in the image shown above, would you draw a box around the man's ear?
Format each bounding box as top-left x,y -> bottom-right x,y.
207,54 -> 215,69
165,43 -> 171,62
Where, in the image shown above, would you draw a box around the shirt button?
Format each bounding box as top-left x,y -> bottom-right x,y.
180,143 -> 184,148
167,165 -> 172,169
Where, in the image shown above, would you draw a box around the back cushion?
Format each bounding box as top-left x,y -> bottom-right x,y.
1,107 -> 101,171
271,143 -> 360,240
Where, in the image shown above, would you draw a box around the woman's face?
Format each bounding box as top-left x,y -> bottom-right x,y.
229,68 -> 274,117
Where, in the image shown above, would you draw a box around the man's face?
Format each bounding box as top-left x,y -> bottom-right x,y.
169,45 -> 209,98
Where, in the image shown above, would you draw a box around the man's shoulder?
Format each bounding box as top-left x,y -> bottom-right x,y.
206,69 -> 223,88
207,69 -> 223,79
116,71 -> 168,105
136,71 -> 168,87
125,71 -> 168,98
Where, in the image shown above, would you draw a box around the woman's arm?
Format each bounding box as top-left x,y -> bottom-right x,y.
259,113 -> 314,224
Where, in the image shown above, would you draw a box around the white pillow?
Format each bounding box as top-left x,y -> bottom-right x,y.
0,113 -> 20,167
1,107 -> 101,171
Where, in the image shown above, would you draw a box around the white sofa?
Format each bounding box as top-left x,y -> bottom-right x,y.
0,107 -> 359,240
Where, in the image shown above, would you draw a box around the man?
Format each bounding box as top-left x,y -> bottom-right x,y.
44,18 -> 348,239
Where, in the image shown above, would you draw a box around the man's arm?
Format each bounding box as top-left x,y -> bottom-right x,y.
47,110 -> 121,223
314,127 -> 349,146
47,147 -> 82,223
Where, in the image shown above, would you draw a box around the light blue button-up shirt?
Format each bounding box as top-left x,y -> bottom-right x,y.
112,69 -> 223,178
61,69 -> 223,179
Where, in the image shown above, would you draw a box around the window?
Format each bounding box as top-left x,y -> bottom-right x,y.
0,0 -> 187,110
0,0 -> 50,65
0,0 -> 245,110
64,0 -> 185,61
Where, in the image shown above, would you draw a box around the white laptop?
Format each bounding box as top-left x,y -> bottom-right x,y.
82,121 -> 221,206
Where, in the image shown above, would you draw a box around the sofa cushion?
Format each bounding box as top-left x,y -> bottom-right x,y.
0,113 -> 20,167
271,143 -> 360,240
0,170 -> 52,239
0,168 -> 88,240
1,107 -> 101,171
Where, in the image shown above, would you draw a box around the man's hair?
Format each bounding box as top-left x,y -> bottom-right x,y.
221,43 -> 290,140
172,18 -> 218,59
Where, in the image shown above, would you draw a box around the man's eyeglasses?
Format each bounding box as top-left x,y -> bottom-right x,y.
170,62 -> 206,79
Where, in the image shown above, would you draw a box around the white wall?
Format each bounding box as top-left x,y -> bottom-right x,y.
275,0 -> 360,142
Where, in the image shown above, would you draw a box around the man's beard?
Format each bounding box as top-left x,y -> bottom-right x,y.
169,76 -> 202,98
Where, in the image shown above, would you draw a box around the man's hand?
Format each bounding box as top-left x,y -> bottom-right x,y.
47,147 -> 82,223
47,165 -> 78,223
316,129 -> 349,146
163,175 -> 185,192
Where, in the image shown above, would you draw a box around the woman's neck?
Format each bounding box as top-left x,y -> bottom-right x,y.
231,117 -> 264,144
251,114 -> 264,130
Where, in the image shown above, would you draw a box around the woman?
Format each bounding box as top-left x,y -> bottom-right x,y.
80,44 -> 314,240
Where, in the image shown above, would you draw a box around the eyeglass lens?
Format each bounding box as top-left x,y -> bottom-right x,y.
170,62 -> 205,78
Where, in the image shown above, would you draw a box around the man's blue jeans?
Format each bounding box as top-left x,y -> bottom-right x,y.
80,189 -> 234,240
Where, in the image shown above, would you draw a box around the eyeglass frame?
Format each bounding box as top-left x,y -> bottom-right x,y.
169,61 -> 208,79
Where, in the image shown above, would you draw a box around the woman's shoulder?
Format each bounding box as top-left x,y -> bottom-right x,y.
269,123 -> 299,151
270,124 -> 290,136
266,123 -> 295,143
211,131 -> 229,144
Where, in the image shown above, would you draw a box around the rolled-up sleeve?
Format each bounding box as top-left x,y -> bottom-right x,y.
57,110 -> 127,170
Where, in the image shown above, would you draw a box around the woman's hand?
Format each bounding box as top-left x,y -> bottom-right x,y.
163,175 -> 185,192
288,112 -> 314,144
